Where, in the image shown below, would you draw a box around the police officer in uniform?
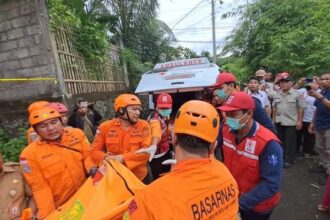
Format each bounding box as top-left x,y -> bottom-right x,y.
0,152 -> 35,220
272,73 -> 305,168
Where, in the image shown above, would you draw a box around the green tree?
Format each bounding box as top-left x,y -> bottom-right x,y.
223,0 -> 330,78
100,0 -> 175,62
160,45 -> 198,61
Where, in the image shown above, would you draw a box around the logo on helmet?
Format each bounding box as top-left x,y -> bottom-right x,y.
226,96 -> 234,104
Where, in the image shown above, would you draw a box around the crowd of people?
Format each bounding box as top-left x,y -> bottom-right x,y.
0,70 -> 329,220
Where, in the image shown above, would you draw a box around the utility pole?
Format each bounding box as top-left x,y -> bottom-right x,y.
211,0 -> 217,64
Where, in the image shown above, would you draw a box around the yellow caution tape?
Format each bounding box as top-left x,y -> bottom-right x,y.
0,77 -> 57,84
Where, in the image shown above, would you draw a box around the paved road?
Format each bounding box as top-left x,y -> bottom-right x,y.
272,157 -> 329,220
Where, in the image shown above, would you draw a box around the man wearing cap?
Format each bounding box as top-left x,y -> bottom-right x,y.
212,71 -> 276,134
20,107 -> 97,219
124,100 -> 239,220
256,69 -> 278,102
272,73 -> 305,168
147,93 -> 173,179
219,92 -> 283,220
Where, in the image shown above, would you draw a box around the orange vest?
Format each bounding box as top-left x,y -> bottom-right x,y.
125,158 -> 239,220
222,123 -> 281,212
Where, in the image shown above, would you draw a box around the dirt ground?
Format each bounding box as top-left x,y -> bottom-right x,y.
271,156 -> 329,220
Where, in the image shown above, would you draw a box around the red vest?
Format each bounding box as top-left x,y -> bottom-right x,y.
148,111 -> 170,154
222,123 -> 281,212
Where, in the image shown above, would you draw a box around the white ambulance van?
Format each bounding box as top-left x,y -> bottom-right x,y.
135,57 -> 220,115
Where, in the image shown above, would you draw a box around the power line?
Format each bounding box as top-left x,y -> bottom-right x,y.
171,0 -> 207,29
172,26 -> 236,30
172,40 -> 227,44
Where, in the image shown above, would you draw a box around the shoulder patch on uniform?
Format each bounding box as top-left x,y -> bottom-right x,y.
20,158 -> 31,173
268,154 -> 278,166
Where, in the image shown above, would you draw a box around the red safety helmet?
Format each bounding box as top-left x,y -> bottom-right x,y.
212,71 -> 237,88
157,93 -> 172,108
48,102 -> 69,113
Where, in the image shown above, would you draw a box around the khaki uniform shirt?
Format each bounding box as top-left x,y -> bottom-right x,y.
0,162 -> 31,220
273,89 -> 306,126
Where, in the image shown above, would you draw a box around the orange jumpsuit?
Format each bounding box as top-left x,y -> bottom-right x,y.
20,127 -> 95,219
91,118 -> 151,180
124,158 -> 239,220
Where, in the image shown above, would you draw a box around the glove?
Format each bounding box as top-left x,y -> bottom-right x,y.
135,145 -> 157,162
162,159 -> 177,165
88,166 -> 98,177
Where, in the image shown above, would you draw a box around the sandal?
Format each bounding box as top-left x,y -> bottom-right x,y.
318,204 -> 330,212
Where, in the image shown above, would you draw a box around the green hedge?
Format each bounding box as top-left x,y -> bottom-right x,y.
0,129 -> 27,162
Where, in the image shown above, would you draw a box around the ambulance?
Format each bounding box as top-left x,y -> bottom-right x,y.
135,57 -> 220,114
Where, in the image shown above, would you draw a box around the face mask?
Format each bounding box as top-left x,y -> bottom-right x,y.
159,109 -> 172,117
216,89 -> 228,99
226,114 -> 247,131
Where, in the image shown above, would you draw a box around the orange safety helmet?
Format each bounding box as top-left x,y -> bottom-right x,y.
29,106 -> 61,126
27,101 -> 49,114
48,102 -> 69,113
157,93 -> 172,108
114,94 -> 142,112
174,100 -> 219,143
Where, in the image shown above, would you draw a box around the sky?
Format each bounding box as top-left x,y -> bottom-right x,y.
158,0 -> 247,55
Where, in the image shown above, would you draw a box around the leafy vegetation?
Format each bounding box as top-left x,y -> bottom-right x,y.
0,129 -> 27,162
222,0 -> 330,80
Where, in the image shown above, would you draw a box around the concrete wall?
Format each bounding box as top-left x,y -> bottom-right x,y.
0,0 -> 62,102
0,0 -> 64,135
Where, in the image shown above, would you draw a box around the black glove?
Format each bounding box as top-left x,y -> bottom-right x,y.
88,166 -> 98,177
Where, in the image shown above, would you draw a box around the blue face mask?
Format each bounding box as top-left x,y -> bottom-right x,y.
216,89 -> 228,99
159,109 -> 172,117
226,114 -> 247,131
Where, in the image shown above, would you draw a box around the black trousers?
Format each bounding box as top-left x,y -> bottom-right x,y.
276,124 -> 297,163
296,121 -> 315,154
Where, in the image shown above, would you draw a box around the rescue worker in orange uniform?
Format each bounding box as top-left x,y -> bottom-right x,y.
124,100 -> 239,220
218,92 -> 283,220
20,107 -> 97,219
147,93 -> 173,179
26,101 -> 49,144
91,94 -> 152,181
